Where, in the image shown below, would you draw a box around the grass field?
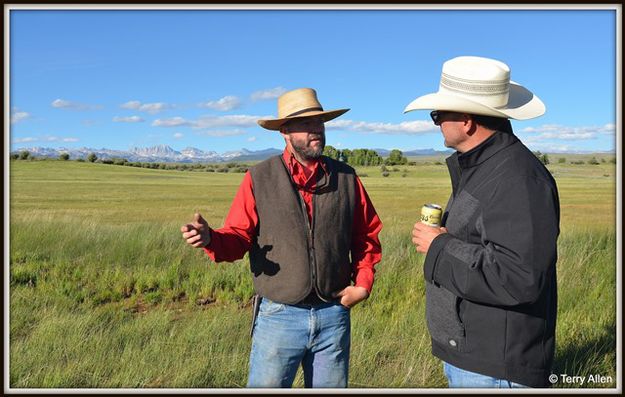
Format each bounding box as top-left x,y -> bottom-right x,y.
7,155 -> 618,389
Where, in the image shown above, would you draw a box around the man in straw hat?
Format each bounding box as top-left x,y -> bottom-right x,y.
405,56 -> 560,388
181,88 -> 382,388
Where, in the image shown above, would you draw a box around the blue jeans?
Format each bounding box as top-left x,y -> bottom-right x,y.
444,362 -> 530,388
247,298 -> 351,388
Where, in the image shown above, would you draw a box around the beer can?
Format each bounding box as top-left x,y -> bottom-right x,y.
420,204 -> 442,227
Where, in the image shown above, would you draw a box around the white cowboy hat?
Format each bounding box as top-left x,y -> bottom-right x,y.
404,56 -> 545,120
258,88 -> 349,131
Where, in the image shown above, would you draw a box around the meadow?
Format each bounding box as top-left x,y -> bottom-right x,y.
8,155 -> 618,389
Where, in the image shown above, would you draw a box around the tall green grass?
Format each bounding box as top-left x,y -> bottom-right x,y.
8,160 -> 617,388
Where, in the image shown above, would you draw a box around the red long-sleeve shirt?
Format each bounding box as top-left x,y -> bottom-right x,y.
203,149 -> 383,293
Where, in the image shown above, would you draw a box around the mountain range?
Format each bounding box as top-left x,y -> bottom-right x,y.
10,145 -> 453,163
10,145 -> 284,163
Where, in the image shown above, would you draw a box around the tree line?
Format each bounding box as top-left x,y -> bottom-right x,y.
323,146 -> 408,166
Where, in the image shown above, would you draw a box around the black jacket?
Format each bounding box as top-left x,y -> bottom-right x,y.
424,130 -> 560,387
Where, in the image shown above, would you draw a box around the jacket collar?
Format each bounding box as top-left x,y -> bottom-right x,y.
454,130 -> 520,169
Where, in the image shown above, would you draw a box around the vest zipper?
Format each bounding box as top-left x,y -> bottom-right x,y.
298,192 -> 320,298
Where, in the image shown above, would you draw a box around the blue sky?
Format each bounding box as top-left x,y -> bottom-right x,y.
8,6 -> 618,154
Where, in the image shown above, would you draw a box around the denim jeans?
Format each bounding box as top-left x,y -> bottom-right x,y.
247,298 -> 351,388
444,362 -> 530,388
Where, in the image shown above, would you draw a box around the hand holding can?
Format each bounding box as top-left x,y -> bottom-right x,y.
413,204 -> 445,254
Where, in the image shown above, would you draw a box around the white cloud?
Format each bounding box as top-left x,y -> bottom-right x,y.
251,87 -> 288,101
173,132 -> 184,139
121,100 -> 171,114
12,135 -> 79,143
327,119 -> 436,135
199,95 -> 241,111
196,129 -> 247,137
152,114 -> 268,129
121,100 -> 141,110
152,117 -> 194,127
52,98 -> 101,111
521,123 -> 616,142
247,136 -> 257,142
195,115 -> 264,129
11,110 -> 30,124
47,136 -> 78,142
12,137 -> 37,143
113,115 -> 145,123
524,142 -> 577,153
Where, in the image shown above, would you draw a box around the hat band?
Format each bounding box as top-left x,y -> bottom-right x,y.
285,106 -> 324,118
441,73 -> 509,97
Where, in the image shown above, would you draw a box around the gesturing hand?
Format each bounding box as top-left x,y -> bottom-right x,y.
333,286 -> 370,309
181,213 -> 212,248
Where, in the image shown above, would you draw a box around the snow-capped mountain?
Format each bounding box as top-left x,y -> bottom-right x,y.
11,145 -> 282,163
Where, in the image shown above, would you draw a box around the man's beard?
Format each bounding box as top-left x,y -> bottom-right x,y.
290,135 -> 325,160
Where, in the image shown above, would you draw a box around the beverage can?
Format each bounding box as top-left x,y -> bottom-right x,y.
420,204 -> 442,227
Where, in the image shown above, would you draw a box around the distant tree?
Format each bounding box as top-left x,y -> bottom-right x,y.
542,153 -> 550,165
349,149 -> 383,166
10,153 -> 19,160
323,145 -> 340,160
588,156 -> 600,165
385,149 -> 407,166
341,149 -> 352,164
19,150 -> 30,160
59,153 -> 70,161
558,157 -> 566,164
532,150 -> 549,165
87,153 -> 97,163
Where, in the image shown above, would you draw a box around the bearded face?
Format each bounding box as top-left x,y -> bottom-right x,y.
281,117 -> 326,161
287,132 -> 326,160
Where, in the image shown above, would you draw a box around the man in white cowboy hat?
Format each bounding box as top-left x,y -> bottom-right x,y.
181,87 -> 382,388
405,56 -> 560,388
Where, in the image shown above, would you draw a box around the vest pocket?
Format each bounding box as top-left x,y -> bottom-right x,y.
425,282 -> 466,352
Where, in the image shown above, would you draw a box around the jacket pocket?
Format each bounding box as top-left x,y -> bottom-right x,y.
445,190 -> 481,240
425,282 -> 467,352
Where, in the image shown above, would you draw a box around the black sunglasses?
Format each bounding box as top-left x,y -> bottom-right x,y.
430,110 -> 466,126
430,110 -> 445,126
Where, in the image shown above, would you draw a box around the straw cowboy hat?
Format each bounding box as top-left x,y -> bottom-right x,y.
404,56 -> 545,120
257,88 -> 349,131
